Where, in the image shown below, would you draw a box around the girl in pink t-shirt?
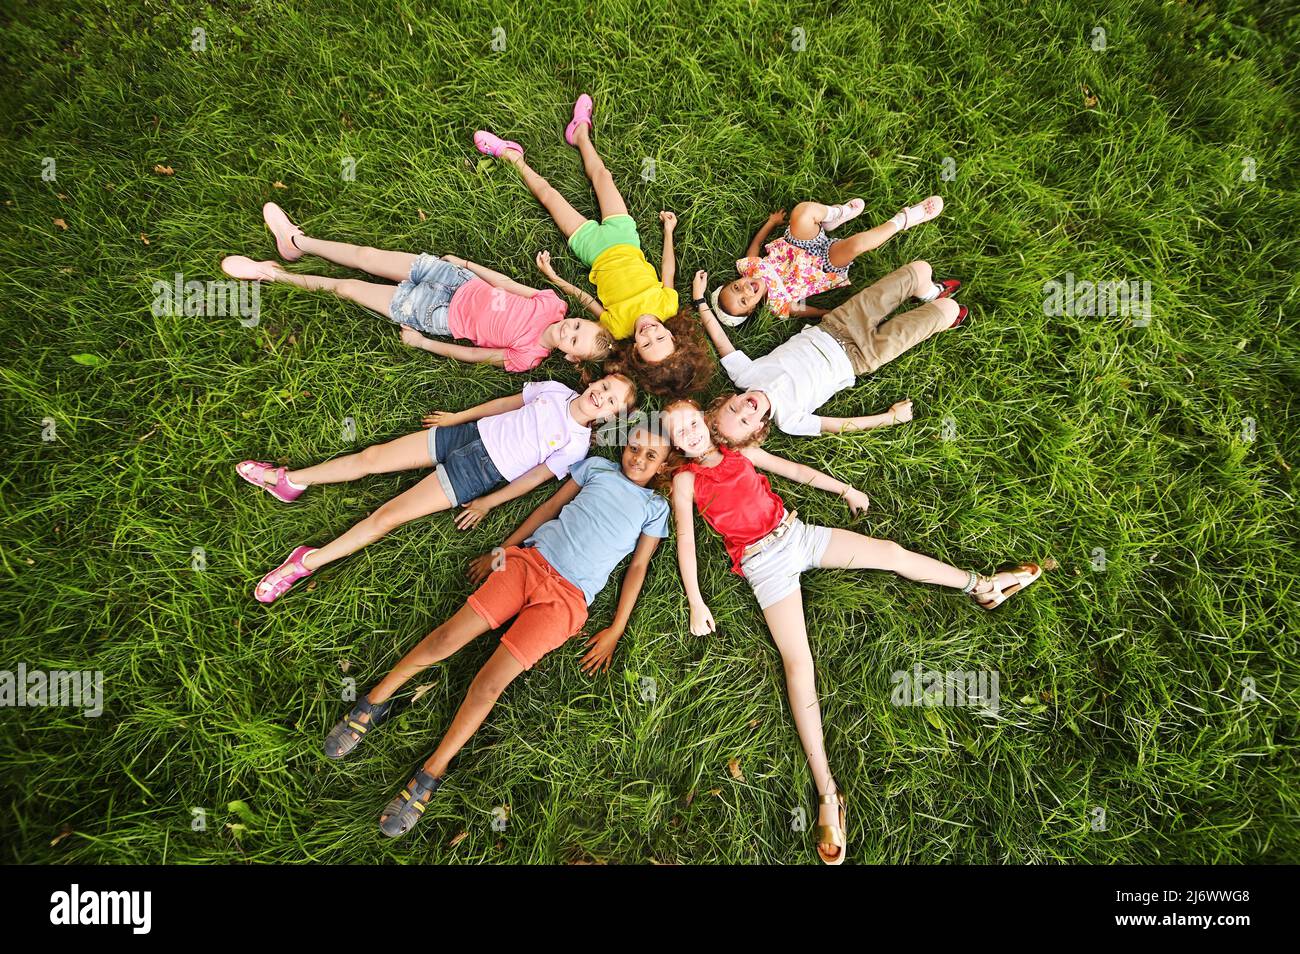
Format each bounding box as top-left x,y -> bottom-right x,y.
222,203 -> 616,370
708,196 -> 948,325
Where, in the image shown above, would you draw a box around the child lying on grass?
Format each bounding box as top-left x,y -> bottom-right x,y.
690,264 -> 964,439
475,93 -> 713,397
222,203 -> 616,370
662,398 -> 1042,864
708,196 -> 945,324
237,375 -> 635,603
321,422 -> 673,838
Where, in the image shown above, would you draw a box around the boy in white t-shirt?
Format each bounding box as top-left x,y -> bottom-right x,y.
687,262 -> 966,441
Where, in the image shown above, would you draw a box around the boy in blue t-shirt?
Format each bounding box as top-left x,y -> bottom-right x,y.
322,422 -> 672,838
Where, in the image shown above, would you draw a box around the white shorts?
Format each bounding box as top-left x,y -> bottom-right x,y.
739,516 -> 832,610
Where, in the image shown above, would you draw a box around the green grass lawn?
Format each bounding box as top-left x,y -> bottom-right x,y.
2,0 -> 1297,864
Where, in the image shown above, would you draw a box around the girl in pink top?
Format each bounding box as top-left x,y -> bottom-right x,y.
709,196 -> 949,324
662,398 -> 1043,865
222,203 -> 616,369
236,374 -> 637,604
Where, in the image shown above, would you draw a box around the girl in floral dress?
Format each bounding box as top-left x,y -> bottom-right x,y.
708,196 -> 948,325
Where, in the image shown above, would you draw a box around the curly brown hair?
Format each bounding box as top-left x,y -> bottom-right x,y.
705,391 -> 772,449
606,310 -> 715,398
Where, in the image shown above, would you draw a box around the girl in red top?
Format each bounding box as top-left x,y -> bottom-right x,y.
663,398 -> 1042,866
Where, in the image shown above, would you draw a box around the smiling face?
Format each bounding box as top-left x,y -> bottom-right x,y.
719,276 -> 767,317
556,317 -> 609,362
633,315 -> 675,364
712,390 -> 770,445
663,402 -> 713,458
620,426 -> 671,486
577,374 -> 634,422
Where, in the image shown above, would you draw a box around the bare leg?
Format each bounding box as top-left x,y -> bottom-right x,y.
368,604 -> 495,703
420,646 -> 525,777
300,470 -> 452,570
501,149 -> 589,237
787,201 -> 831,241
284,430 -> 432,487
762,590 -> 842,860
816,528 -> 969,587
828,220 -> 905,268
292,235 -> 418,282
572,124 -> 628,220
269,270 -> 397,317
334,603 -> 494,747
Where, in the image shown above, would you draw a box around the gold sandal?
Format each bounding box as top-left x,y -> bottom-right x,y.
816,789 -> 847,865
965,563 -> 1042,610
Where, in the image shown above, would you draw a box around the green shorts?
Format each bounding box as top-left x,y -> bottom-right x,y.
567,214 -> 640,267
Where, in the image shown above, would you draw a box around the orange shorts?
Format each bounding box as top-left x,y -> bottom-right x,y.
466,546 -> 588,670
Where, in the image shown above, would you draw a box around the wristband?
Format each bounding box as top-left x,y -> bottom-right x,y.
693,297 -> 710,309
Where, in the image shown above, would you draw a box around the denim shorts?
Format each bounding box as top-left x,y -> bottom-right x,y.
389,254 -> 475,336
427,421 -> 505,506
739,515 -> 833,610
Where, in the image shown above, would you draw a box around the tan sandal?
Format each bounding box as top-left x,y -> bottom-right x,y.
966,563 -> 1042,610
816,789 -> 847,865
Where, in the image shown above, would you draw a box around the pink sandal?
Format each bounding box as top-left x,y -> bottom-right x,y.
821,198 -> 864,232
262,202 -> 304,261
564,94 -> 593,146
222,256 -> 280,282
895,195 -> 944,231
236,460 -> 306,503
473,130 -> 524,159
255,546 -> 318,604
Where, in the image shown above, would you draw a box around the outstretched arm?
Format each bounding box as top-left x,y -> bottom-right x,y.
453,462 -> 556,531
408,335 -> 507,367
740,445 -> 870,515
466,477 -> 582,584
659,211 -> 677,289
423,393 -> 525,428
818,399 -> 914,435
745,209 -> 786,258
443,254 -> 542,298
691,270 -> 736,358
671,471 -> 716,635
535,250 -> 604,317
580,532 -> 663,674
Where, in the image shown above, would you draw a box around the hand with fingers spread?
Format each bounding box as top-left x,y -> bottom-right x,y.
579,627 -> 622,675
423,410 -> 462,428
689,599 -> 716,637
455,498 -> 493,530
767,209 -> 787,226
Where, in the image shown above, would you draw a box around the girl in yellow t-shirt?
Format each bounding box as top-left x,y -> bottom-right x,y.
474,94 -> 713,398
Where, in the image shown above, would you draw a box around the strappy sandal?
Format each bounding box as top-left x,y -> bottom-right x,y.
817,787 -> 848,865
379,768 -> 443,838
323,694 -> 394,760
236,460 -> 305,502
895,195 -> 944,231
964,563 -> 1042,610
254,545 -> 317,604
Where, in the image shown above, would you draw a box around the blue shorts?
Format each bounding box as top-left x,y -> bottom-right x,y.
389,254 -> 474,336
427,421 -> 506,506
